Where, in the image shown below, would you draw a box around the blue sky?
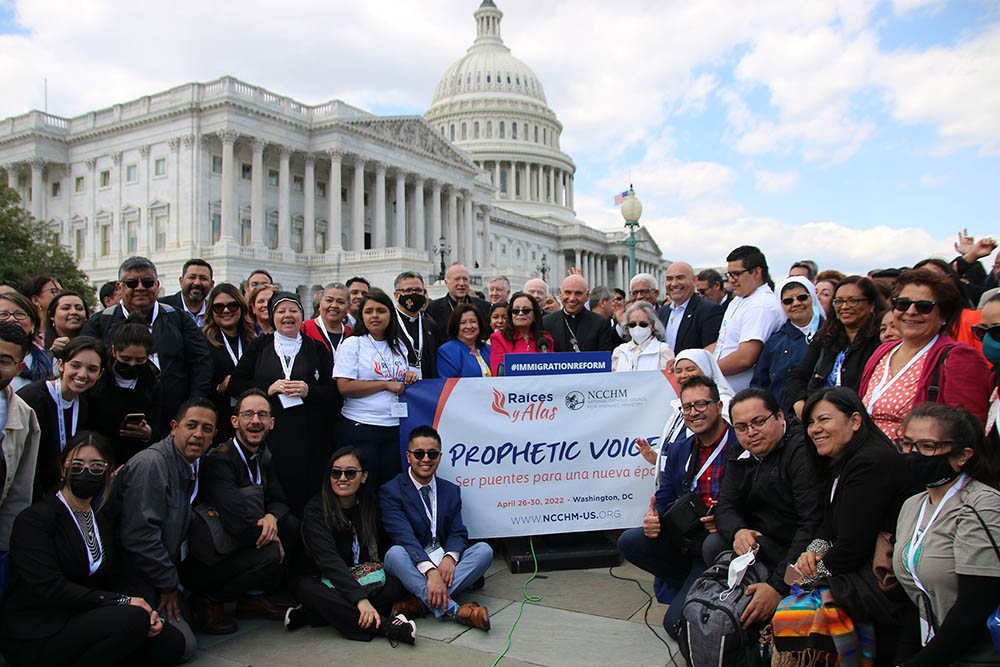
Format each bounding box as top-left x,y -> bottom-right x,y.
1,0 -> 997,275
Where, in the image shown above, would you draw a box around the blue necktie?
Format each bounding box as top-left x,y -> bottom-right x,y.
420,485 -> 433,513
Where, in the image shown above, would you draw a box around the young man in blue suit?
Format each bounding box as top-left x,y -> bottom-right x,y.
380,425 -> 493,630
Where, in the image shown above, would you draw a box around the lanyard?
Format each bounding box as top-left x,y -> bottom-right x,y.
866,335 -> 938,409
232,438 -> 261,485
563,314 -> 581,352
419,482 -> 438,544
189,459 -> 200,504
686,432 -> 728,492
47,380 -> 79,451
830,476 -> 840,503
312,316 -> 340,354
121,302 -> 160,368
222,334 -> 242,366
905,473 -> 966,644
57,490 -> 103,575
273,335 -> 300,380
368,336 -> 404,380
395,311 -> 424,363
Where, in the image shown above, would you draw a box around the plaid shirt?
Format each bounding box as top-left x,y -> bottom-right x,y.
691,430 -> 728,508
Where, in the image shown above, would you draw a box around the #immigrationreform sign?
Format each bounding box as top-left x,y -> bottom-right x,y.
399,370 -> 678,538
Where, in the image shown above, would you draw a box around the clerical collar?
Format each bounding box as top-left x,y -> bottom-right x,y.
447,294 -> 469,309
396,307 -> 419,322
563,309 -> 583,320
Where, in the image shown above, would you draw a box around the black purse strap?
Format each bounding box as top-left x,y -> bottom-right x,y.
963,503 -> 1000,565
682,441 -> 701,490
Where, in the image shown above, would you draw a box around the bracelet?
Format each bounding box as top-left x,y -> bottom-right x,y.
116,594 -> 132,605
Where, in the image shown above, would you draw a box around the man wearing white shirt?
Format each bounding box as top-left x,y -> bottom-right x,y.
714,246 -> 785,392
161,259 -> 215,328
657,263 -> 723,354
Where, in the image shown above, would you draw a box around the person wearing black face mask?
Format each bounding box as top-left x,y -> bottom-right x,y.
0,431 -> 186,666
892,403 -> 1000,667
393,272 -> 439,380
87,321 -> 164,464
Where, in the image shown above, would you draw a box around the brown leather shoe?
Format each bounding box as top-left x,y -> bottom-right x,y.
236,596 -> 286,621
455,602 -> 490,631
192,594 -> 238,635
391,594 -> 426,620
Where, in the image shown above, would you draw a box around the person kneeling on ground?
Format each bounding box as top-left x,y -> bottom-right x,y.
380,425 -> 493,630
285,446 -> 416,645
619,375 -> 736,638
183,388 -> 292,634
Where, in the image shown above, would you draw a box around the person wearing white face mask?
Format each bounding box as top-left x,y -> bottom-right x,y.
611,301 -> 674,372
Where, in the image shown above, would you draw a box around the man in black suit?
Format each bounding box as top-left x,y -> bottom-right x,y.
393,271 -> 440,379
425,263 -> 490,334
542,275 -> 619,352
657,262 -> 723,353
160,258 -> 214,328
696,268 -> 733,314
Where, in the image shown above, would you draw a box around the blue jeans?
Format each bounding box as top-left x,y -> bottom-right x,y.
383,542 -> 494,618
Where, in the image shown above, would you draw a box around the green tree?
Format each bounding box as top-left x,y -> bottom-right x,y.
0,184 -> 96,307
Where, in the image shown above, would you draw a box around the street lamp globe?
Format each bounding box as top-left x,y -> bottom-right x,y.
621,187 -> 642,223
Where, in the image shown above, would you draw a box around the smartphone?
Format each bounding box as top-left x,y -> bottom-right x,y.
704,504 -> 716,517
783,564 -> 802,586
120,413 -> 145,428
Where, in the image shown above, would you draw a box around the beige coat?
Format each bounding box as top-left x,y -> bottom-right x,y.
1,384 -> 41,550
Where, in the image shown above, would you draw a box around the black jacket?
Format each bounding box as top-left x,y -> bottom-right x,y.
1,494 -> 124,641
86,362 -> 164,465
17,380 -> 92,501
425,295 -> 491,337
198,438 -> 290,548
80,302 -> 212,434
396,309 -> 440,379
542,308 -> 617,352
785,330 -> 882,411
655,294 -> 724,352
204,330 -> 250,444
715,422 -> 826,594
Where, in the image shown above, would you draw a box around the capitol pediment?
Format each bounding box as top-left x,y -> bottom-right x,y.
341,117 -> 477,172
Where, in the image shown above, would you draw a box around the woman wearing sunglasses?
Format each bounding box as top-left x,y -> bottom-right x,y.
860,268 -> 991,439
286,447 -> 416,645
0,291 -> 52,392
787,275 -> 886,418
202,284 -> 257,444
751,277 -> 823,410
0,431 -> 186,666
611,301 -> 673,372
891,403 -> 1000,667
488,292 -> 554,376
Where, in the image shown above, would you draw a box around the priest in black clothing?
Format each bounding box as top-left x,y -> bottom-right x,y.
542,275 -> 620,352
424,263 -> 490,335
392,271 -> 440,379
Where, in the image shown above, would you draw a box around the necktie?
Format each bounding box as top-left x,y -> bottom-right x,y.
420,485 -> 433,513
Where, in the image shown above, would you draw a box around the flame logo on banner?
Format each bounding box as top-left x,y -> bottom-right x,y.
491,388 -> 510,418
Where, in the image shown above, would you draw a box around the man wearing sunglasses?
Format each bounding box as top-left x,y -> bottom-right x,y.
161,259 -> 215,328
184,388 -> 290,634
380,425 -> 493,630
83,256 -> 212,435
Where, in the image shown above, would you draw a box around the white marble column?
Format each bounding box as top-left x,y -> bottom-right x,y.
481,204 -> 492,271
588,253 -> 596,285
218,132 -> 238,243
278,146 -> 292,250
393,170 -> 406,248
493,162 -> 500,197
430,181 -> 442,251
447,187 -> 458,258
573,248 -> 581,272
326,149 -> 343,252
373,163 -> 386,249
413,178 -> 425,252
303,154 -> 315,254
28,159 -> 44,221
351,157 -> 365,251
556,250 -> 566,282
548,167 -> 556,203
251,138 -> 266,248
137,146 -> 150,254
463,194 -> 474,267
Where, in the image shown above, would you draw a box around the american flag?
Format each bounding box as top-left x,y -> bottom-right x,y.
613,190 -> 629,206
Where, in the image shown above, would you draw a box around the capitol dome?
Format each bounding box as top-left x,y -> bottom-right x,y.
426,0 -> 577,222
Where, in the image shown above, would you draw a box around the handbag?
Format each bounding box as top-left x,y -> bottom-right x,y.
189,485 -> 265,566
963,503 -> 1000,654
660,443 -> 712,553
321,562 -> 386,596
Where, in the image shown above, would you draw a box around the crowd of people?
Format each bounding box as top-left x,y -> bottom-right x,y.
0,234 -> 996,665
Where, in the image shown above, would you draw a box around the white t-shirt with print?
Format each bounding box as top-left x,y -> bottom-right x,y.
714,284 -> 785,392
334,335 -> 409,427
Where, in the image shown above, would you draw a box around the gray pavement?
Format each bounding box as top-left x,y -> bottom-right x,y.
188,553 -> 683,667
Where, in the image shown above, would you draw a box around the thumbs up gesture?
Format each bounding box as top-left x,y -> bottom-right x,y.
643,495 -> 660,538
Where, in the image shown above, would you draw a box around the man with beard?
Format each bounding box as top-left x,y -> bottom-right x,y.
542,275 -> 619,352
161,259 -> 215,328
183,389 -> 290,634
425,264 -> 490,332
393,271 -> 440,379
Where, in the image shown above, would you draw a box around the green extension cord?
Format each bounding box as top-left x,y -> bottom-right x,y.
491,537 -> 542,666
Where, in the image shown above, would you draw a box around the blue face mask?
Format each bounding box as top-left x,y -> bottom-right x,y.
982,332 -> 1000,366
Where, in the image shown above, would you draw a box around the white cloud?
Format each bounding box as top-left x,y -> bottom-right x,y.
754,169 -> 800,193
920,172 -> 952,187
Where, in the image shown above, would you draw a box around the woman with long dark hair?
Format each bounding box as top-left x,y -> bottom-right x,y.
334,289 -> 418,488
202,283 -> 256,444
21,275 -> 62,347
488,291 -> 553,375
285,447 -> 415,644
0,291 -> 50,391
44,290 -> 90,358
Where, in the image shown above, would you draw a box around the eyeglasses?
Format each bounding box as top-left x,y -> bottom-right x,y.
971,324 -> 1000,342
781,294 -> 811,306
510,307 -> 533,316
630,288 -> 653,297
122,278 -> 156,289
70,460 -> 109,476
726,269 -> 749,280
832,297 -> 870,308
330,468 -> 361,480
44,286 -> 61,296
212,301 -> 241,314
696,288 -> 708,296
733,412 -> 778,434
0,355 -> 20,370
0,310 -> 29,322
681,399 -> 715,414
613,296 -> 625,302
238,409 -> 271,420
627,321 -> 650,328
408,449 -> 440,460
892,437 -> 960,457
892,297 -> 937,314
396,287 -> 425,295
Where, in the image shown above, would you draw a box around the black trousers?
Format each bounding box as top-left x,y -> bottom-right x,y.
182,541 -> 283,600
2,605 -> 186,667
294,573 -> 408,641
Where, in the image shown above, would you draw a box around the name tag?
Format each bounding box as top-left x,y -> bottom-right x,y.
278,394 -> 304,409
425,545 -> 445,567
390,397 -> 408,418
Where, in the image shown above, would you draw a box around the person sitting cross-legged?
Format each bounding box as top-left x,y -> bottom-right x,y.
380,425 -> 493,630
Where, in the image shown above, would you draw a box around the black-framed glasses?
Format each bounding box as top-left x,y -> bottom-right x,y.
832,297 -> 870,308
892,297 -> 936,314
510,307 -> 533,315
627,321 -> 650,328
733,411 -> 778,434
892,437 -> 960,456
396,287 -> 425,296
613,295 -> 625,302
330,468 -> 361,480
0,310 -> 29,322
781,294 -> 810,306
70,460 -> 109,476
123,278 -> 156,289
681,399 -> 715,414
408,449 -> 440,460
212,301 -> 241,314
238,409 -> 271,420
630,288 -> 653,297
971,324 -> 1000,342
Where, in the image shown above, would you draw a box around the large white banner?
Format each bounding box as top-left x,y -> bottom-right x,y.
401,370 -> 678,538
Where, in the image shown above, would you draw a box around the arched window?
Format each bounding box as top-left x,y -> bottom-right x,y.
461,123 -> 467,140
440,125 -> 445,135
474,121 -> 480,139
486,121 -> 492,138
499,121 -> 505,138
543,127 -> 547,144
512,122 -> 517,140
486,74 -> 491,83
534,125 -> 539,143
450,124 -> 455,141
